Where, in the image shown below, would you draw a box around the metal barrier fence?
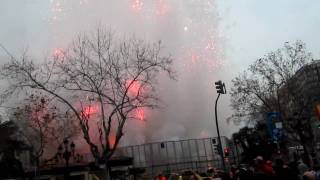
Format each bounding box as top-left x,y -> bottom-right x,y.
113,137 -> 234,176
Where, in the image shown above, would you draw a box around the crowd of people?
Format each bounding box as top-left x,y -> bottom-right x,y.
154,156 -> 320,180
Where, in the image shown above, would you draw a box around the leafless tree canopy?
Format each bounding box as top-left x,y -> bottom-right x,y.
0,28 -> 175,162
229,40 -> 319,162
9,94 -> 77,162
229,40 -> 313,125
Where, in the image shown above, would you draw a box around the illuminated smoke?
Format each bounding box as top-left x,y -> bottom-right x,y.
4,0 -> 229,148
155,0 -> 171,17
81,105 -> 99,119
135,108 -> 145,121
131,0 -> 144,13
126,80 -> 142,97
126,80 -> 146,121
52,48 -> 65,60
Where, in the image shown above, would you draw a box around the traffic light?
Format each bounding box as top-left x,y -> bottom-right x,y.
215,80 -> 226,94
214,143 -> 222,154
224,147 -> 230,157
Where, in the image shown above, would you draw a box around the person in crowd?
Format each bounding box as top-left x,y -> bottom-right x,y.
273,158 -> 300,180
207,167 -> 216,178
238,167 -> 254,180
214,170 -> 231,180
288,161 -> 300,179
156,173 -> 167,180
299,159 -> 310,179
179,170 -> 202,180
254,156 -> 274,175
303,171 -> 316,180
168,173 -> 180,180
253,156 -> 276,180
229,165 -> 239,180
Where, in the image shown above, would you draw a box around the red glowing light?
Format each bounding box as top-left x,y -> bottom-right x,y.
53,48 -> 65,60
131,0 -> 143,12
126,80 -> 146,121
81,105 -> 98,119
135,108 -> 145,121
126,80 -> 142,97
155,0 -> 170,17
109,134 -> 116,147
191,52 -> 200,64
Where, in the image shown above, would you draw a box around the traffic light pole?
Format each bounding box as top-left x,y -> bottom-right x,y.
215,93 -> 226,172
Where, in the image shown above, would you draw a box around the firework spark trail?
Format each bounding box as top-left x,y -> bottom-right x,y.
178,0 -> 227,72
49,0 -> 65,23
129,0 -> 226,72
40,0 -> 227,144
154,0 -> 171,17
48,0 -> 226,71
131,0 -> 144,12
49,0 -> 90,55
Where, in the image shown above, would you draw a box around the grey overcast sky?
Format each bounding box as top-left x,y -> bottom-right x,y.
219,0 -> 320,71
0,0 -> 320,144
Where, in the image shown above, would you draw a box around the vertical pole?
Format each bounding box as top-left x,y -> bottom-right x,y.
195,140 -> 200,171
203,139 -> 208,171
66,159 -> 69,180
209,139 -> 215,166
173,142 -> 177,172
187,140 -> 193,170
203,139 -> 208,162
180,141 -> 185,170
143,145 -> 147,168
165,142 -> 170,172
215,93 -> 226,171
234,140 -> 240,165
150,144 -> 154,178
231,143 -> 236,165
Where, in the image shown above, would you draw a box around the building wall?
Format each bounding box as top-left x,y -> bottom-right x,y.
284,60 -> 320,143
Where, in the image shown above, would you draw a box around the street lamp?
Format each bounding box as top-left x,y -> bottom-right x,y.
214,80 -> 226,171
234,138 -> 240,165
57,138 -> 75,180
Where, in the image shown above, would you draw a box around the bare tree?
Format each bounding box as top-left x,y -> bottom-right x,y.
0,28 -> 174,177
229,41 -> 315,164
10,94 -> 77,179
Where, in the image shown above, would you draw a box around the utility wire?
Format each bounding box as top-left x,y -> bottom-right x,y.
0,43 -> 17,61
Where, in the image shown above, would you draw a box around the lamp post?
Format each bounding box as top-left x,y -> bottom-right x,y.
214,80 -> 226,171
234,138 -> 240,165
57,138 -> 75,180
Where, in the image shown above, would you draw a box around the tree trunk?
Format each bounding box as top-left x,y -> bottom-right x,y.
104,164 -> 111,180
36,157 -> 40,180
300,136 -> 315,169
297,126 -> 315,168
302,144 -> 311,167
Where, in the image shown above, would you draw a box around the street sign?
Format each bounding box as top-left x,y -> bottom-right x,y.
275,122 -> 283,129
267,112 -> 282,141
267,112 -> 280,136
272,128 -> 283,141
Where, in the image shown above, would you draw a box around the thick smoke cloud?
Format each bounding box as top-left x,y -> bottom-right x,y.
0,0 -> 237,147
